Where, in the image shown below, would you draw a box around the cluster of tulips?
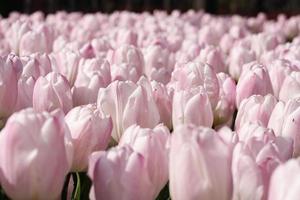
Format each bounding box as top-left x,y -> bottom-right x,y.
1,9 -> 300,200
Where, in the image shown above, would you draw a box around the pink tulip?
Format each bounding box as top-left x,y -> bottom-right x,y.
250,33 -> 281,57
172,86 -> 213,129
65,104 -> 112,171
6,21 -> 30,54
50,49 -> 80,86
115,29 -> 137,47
20,53 -> 52,79
15,76 -> 35,111
143,45 -> 173,84
0,108 -> 73,200
151,81 -> 173,129
72,58 -> 111,106
111,63 -> 139,83
279,71 -> 300,102
268,159 -> 300,200
119,124 -> 170,197
169,124 -> 232,200
266,59 -> 296,98
33,72 -> 73,113
214,72 -> 236,126
0,55 -> 19,117
88,146 -> 156,200
232,133 -> 292,200
97,80 -> 160,142
171,61 -> 219,108
107,45 -> 144,77
196,45 -> 226,73
268,97 -> 300,156
228,45 -> 256,80
236,62 -> 273,107
235,94 -> 277,130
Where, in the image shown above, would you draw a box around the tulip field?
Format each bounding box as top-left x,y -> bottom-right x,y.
0,10 -> 300,200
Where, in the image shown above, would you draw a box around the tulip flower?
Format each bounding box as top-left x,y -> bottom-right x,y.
119,124 -> 170,197
232,133 -> 292,200
65,104 -> 112,171
268,159 -> 300,200
111,63 -> 139,83
33,72 -> 73,113
236,62 -> 273,107
0,108 -> 73,200
170,61 -> 219,108
97,79 -> 160,142
279,71 -> 300,102
88,146 -> 157,200
0,55 -> 19,118
15,76 -> 35,111
169,124 -> 232,200
268,97 -> 300,156
214,72 -> 236,126
235,94 -> 277,130
172,86 -> 213,129
72,58 -> 111,106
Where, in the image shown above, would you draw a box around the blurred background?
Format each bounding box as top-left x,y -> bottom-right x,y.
1,0 -> 300,17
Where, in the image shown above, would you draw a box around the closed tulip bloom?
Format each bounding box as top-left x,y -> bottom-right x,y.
171,61 -> 219,108
115,29 -> 137,46
0,56 -> 19,118
266,59 -> 295,98
228,45 -> 256,80
235,94 -> 277,130
279,71 -> 300,102
0,108 -> 73,200
232,134 -> 293,200
236,62 -> 273,108
20,53 -> 52,79
111,63 -> 139,83
196,45 -> 226,73
72,58 -> 111,106
6,21 -> 31,54
144,45 -> 172,84
268,97 -> 300,156
214,72 -> 236,126
88,146 -> 155,200
169,124 -> 232,200
119,124 -> 170,197
50,49 -> 80,86
151,81 -> 173,129
65,104 -> 112,171
107,44 -> 144,77
97,80 -> 160,142
172,87 -> 213,129
33,72 -> 73,113
15,76 -> 35,111
268,159 -> 300,200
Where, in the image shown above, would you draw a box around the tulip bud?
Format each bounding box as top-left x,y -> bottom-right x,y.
268,159 -> 300,200
20,53 -> 52,79
65,104 -> 112,171
88,146 -> 156,200
169,124 -> 232,200
279,71 -> 300,102
111,63 -> 139,83
107,45 -> 144,77
50,49 -> 80,86
235,94 -> 277,130
172,87 -> 213,129
0,108 -> 73,200
196,45 -> 226,73
236,62 -> 273,107
171,61 -> 219,108
0,56 -> 19,118
33,72 -> 73,113
15,76 -> 35,111
97,80 -> 160,142
232,134 -> 292,200
119,124 -> 170,197
19,30 -> 48,56
228,45 -> 256,80
72,58 -> 111,106
214,73 -> 236,126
